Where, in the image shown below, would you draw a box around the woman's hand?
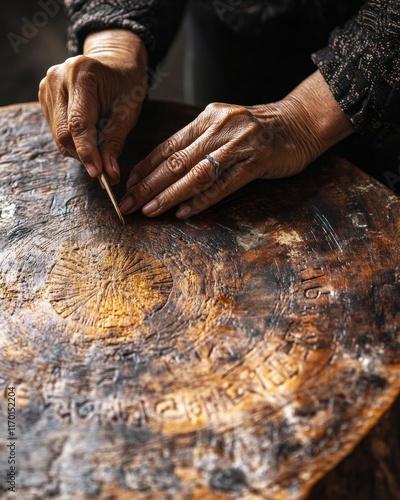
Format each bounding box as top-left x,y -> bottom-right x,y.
120,70 -> 354,218
38,30 -> 148,184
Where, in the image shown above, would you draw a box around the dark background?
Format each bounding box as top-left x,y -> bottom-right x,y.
0,1 -> 186,106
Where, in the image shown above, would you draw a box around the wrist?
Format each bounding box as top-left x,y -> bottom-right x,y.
83,29 -> 147,73
282,70 -> 354,161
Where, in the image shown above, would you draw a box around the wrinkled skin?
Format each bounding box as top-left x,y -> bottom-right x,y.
39,30 -> 353,218
120,99 -> 327,218
39,30 -> 148,185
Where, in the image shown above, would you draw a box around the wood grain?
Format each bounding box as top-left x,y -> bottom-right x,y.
0,101 -> 399,499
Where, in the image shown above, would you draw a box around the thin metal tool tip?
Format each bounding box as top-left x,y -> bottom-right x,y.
100,172 -> 125,225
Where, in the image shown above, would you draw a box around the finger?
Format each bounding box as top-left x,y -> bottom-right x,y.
140,146 -> 244,217
67,76 -> 103,178
126,107 -> 213,188
120,130 -> 227,215
175,159 -> 256,219
126,126 -> 220,196
51,90 -> 78,160
39,76 -> 76,159
141,156 -> 221,217
132,145 -> 249,218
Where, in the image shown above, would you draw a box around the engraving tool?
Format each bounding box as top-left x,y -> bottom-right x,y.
100,172 -> 125,225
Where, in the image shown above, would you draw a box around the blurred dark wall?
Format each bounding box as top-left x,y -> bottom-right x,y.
0,0 -> 186,107
0,1 -> 68,106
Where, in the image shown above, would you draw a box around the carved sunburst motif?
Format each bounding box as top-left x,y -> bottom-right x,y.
46,243 -> 173,330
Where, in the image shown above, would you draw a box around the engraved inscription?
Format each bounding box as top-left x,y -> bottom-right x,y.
300,266 -> 330,300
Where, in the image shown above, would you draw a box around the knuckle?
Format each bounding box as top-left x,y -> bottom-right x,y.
68,114 -> 89,137
140,177 -> 153,196
204,102 -> 231,122
54,141 -> 69,157
233,104 -> 250,117
161,137 -> 179,157
56,126 -> 71,148
75,144 -> 94,160
205,102 -> 224,114
53,131 -> 74,158
204,102 -> 251,127
166,152 -> 189,177
247,120 -> 261,134
64,55 -> 88,70
45,63 -> 62,79
65,56 -> 102,84
63,56 -> 77,68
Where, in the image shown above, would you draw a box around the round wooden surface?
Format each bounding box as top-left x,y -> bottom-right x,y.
0,101 -> 399,499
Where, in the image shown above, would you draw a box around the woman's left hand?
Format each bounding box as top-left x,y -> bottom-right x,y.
119,71 -> 354,219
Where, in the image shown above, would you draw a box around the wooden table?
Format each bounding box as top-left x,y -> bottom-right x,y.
0,101 -> 399,499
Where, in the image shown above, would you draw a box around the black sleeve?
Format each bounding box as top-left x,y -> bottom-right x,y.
64,0 -> 187,68
312,0 -> 400,143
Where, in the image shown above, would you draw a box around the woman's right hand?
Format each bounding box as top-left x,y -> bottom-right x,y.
38,29 -> 148,184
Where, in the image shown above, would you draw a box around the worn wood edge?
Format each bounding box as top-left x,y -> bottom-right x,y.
303,384 -> 400,499
302,156 -> 400,497
308,392 -> 400,499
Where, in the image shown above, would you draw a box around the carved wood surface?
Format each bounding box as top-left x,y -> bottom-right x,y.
0,101 -> 399,499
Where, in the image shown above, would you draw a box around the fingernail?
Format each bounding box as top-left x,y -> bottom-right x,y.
142,199 -> 159,216
176,204 -> 192,219
85,163 -> 99,178
127,173 -> 140,189
111,156 -> 120,181
119,196 -> 135,214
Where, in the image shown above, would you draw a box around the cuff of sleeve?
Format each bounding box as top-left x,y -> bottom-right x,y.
312,21 -> 400,143
66,4 -> 155,62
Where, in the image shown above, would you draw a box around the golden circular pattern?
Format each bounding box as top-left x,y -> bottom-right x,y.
46,243 -> 173,330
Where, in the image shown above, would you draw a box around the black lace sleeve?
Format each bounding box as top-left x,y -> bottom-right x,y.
312,0 -> 400,143
64,0 -> 187,68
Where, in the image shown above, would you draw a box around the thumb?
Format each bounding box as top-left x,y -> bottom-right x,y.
68,86 -> 104,178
